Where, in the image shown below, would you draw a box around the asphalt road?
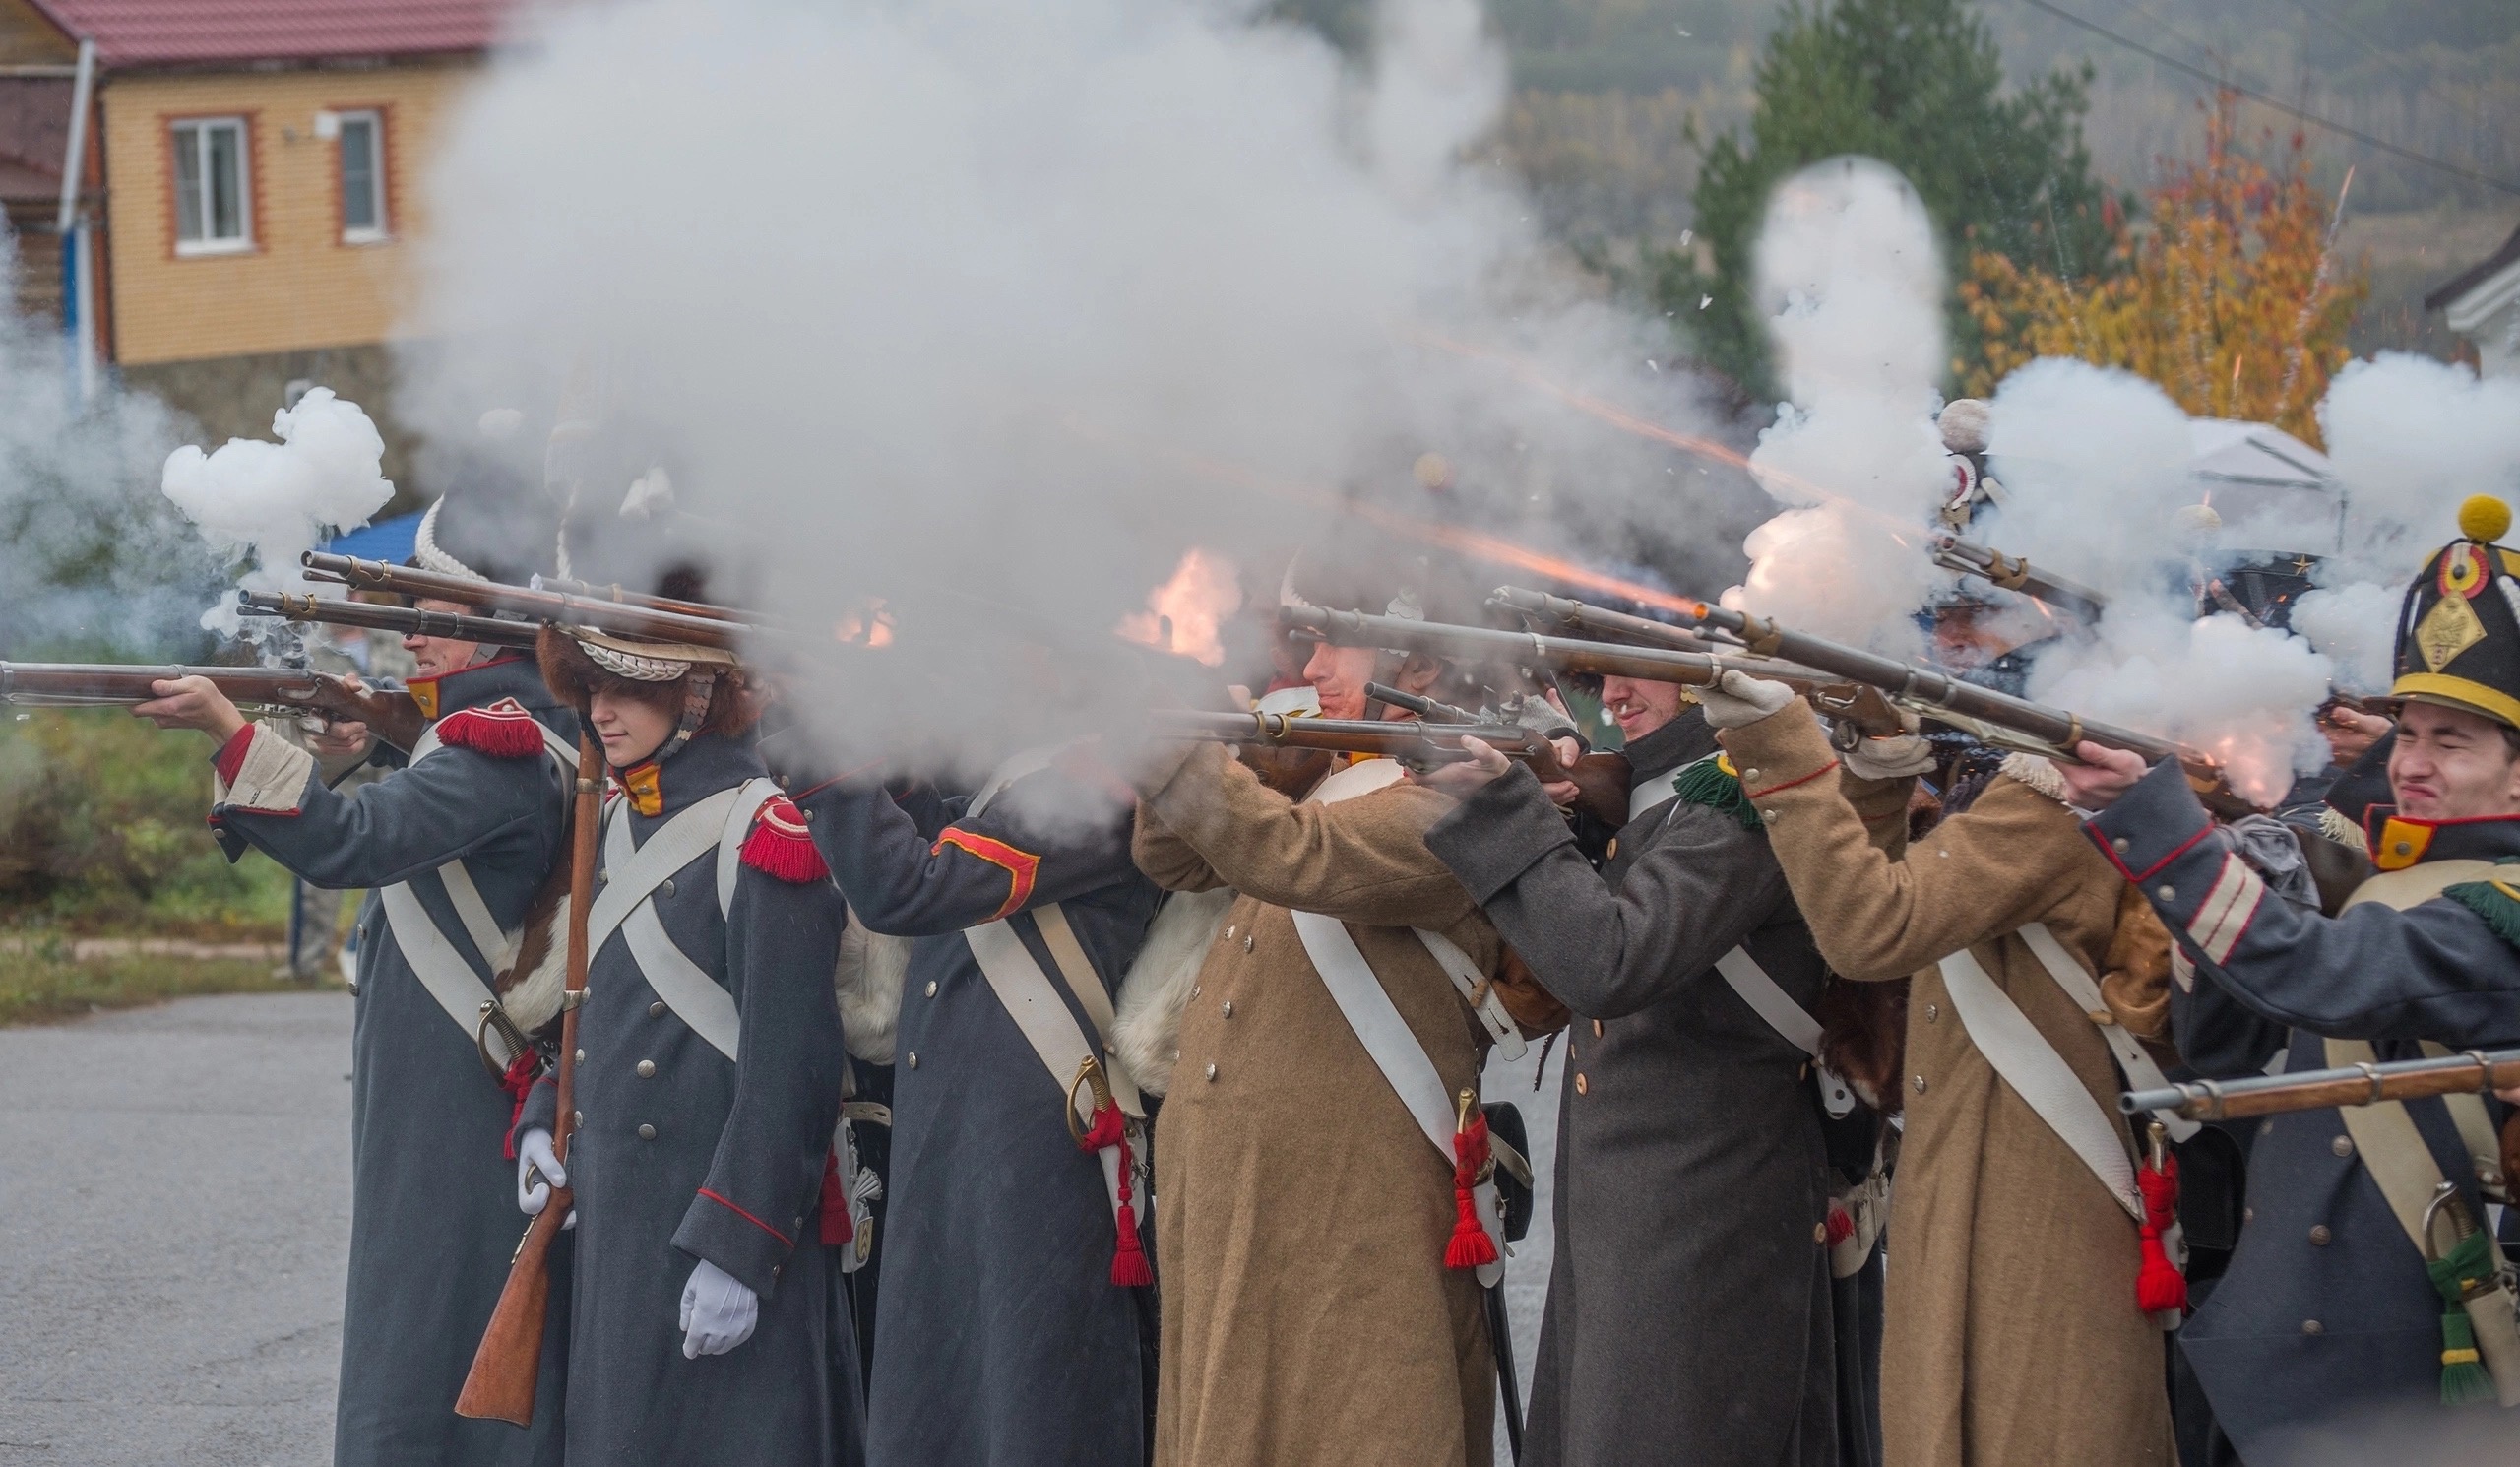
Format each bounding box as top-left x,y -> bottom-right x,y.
0,991 -> 349,1467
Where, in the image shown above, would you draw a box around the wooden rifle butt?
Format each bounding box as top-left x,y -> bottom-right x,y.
454,1188 -> 571,1426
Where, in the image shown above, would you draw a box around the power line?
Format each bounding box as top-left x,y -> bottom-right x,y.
2009,0 -> 2520,198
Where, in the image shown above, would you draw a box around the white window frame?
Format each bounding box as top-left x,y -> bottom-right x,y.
335,108 -> 388,245
171,116 -> 253,257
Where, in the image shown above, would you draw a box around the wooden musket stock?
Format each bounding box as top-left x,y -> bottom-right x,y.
456,728 -> 601,1426
2123,1048 -> 2520,1122
1151,709 -> 1632,828
0,661 -> 426,752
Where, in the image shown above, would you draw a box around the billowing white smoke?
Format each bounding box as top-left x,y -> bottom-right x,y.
1981,358 -> 2195,594
161,388 -> 393,641
400,0 -> 1732,768
1727,157 -> 1949,655
2288,578 -> 2399,694
2321,352 -> 2520,588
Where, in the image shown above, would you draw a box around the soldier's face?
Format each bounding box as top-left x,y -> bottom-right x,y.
403,598 -> 483,678
588,686 -> 677,769
1600,676 -> 1683,742
1303,642 -> 1382,720
2387,701 -> 2520,820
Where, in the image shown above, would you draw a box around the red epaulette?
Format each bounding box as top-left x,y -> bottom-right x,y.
740,796 -> 830,883
436,698 -> 551,759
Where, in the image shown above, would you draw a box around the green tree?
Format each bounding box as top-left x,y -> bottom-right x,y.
1658,0 -> 2117,401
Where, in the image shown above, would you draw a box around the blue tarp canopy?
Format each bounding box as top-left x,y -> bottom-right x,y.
319,509 -> 422,564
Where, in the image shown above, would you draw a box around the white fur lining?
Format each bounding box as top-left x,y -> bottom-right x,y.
215,725 -> 315,814
1111,888 -> 1235,1098
835,920 -> 912,1064
499,903 -> 571,1035
1998,750 -> 2070,806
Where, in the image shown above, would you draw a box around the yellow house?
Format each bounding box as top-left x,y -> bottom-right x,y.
0,0 -> 510,490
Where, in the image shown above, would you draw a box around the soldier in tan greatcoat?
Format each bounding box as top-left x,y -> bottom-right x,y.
1704,671 -> 2178,1467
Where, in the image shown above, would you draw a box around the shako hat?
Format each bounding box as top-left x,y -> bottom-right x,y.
2391,495 -> 2520,731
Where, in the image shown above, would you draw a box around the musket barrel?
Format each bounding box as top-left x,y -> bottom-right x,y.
1282,603 -> 1729,687
238,591 -> 541,648
2122,1048 -> 2520,1121
1929,533 -> 2110,621
301,552 -> 756,649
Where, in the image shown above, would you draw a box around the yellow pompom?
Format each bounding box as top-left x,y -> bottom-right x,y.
2459,494 -> 2511,545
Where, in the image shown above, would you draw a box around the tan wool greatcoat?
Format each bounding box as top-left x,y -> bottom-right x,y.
1721,708 -> 2176,1467
1133,743 -> 1499,1467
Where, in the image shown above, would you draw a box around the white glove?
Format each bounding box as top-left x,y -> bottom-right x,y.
680,1257 -> 760,1358
1695,670 -> 1797,730
1843,733 -> 1936,780
515,1128 -> 574,1229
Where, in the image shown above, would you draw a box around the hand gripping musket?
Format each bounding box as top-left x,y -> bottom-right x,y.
2123,1048 -> 2520,1122
1149,708 -> 1633,828
237,591 -> 542,649
1655,595 -> 2261,816
0,661 -> 427,751
300,552 -> 758,651
1280,601 -> 1908,745
457,728 -> 601,1426
1928,532 -> 2110,622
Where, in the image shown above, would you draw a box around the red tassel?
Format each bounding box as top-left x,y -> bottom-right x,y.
497,1049 -> 540,1162
820,1150 -> 854,1246
437,699 -> 550,759
1074,1098 -> 1151,1288
1446,1108 -> 1499,1270
740,797 -> 832,883
1825,1205 -> 1855,1247
2136,1152 -> 2188,1314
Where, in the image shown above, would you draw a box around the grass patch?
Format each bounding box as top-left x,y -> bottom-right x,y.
0,942 -> 307,1027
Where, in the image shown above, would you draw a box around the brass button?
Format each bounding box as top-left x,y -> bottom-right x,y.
2309,1225 -> 2331,1245
2111,837 -> 2130,854
2332,1135 -> 2354,1158
1742,769 -> 1761,783
1574,1072 -> 1589,1095
1924,1003 -> 1938,1023
1912,1075 -> 1928,1095
1205,1062 -> 1218,1082
1762,808 -> 1780,822
924,980 -> 938,998
1242,934 -> 1254,953
2259,1119 -> 2274,1136
1226,925 -> 1236,941
1606,838 -> 1619,860
796,809 -> 811,824
2393,841 -> 2412,857
574,1048 -> 586,1062
1592,1019 -> 1604,1037
1222,1000 -> 1233,1018
792,1215 -> 803,1230
661,878 -> 677,899
638,1123 -> 656,1140
2244,1207 -> 2255,1224
1192,984 -> 1202,998
572,1110 -> 584,1127
2156,885 -> 2175,901
649,1000 -> 665,1017
770,1263 -> 781,1279
1812,1221 -> 1827,1244
906,1052 -> 919,1069
636,1059 -> 656,1078
2301,1319 -> 2323,1336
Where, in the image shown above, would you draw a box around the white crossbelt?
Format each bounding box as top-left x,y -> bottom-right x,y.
593,778 -> 782,1061
1293,758 -> 1508,1283
376,718 -> 578,1065
1937,938 -> 2143,1222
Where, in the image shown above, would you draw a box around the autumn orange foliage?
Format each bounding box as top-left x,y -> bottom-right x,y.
1959,93 -> 2367,444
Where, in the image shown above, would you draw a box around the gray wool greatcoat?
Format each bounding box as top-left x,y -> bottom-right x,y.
208,655 -> 574,1467
795,754 -> 1163,1467
1423,710 -> 1841,1467
517,732 -> 861,1466
2092,758 -> 2520,1456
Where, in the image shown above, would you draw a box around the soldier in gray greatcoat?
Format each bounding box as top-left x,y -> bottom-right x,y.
514,620 -> 861,1466
782,739 -> 1163,1466
2071,501 -> 2520,1455
133,499 -> 577,1467
1418,671 -> 1915,1467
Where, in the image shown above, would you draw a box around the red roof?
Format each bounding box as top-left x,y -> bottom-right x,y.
26,0 -> 516,69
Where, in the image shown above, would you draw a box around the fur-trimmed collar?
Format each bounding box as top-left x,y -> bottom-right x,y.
1998,751 -> 2070,806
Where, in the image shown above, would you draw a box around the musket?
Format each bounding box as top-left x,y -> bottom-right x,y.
0,661 -> 426,752
1652,593 -> 2259,815
300,552 -> 755,650
2123,1048 -> 2520,1123
1488,586 -> 1745,657
1279,602 -> 1908,743
238,591 -> 541,649
1929,532 -> 2110,621
529,573 -> 767,625
457,727 -> 600,1426
1150,708 -> 1632,829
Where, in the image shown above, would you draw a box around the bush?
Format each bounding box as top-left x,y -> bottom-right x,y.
0,710 -> 289,934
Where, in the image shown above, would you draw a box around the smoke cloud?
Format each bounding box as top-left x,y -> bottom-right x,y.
398,0 -> 1749,771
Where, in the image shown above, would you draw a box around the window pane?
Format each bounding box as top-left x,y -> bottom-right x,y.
173,124 -> 204,241
341,117 -> 377,232
207,124 -> 242,240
